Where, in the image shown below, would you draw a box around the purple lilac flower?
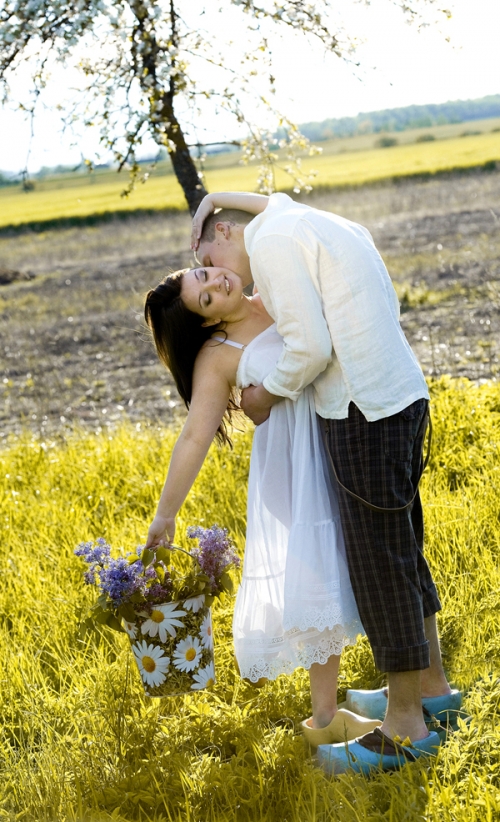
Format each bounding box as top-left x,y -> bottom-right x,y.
187,525 -> 240,594
84,569 -> 97,585
75,538 -> 111,565
75,539 -> 113,590
145,579 -> 174,609
75,539 -> 148,606
74,541 -> 93,558
98,557 -> 147,606
144,565 -> 157,580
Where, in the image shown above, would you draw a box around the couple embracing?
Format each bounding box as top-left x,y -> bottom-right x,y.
144,191 -> 461,774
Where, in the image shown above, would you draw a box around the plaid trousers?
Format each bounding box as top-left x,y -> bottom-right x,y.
324,398 -> 441,672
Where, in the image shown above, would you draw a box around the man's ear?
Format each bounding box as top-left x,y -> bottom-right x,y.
201,318 -> 221,327
214,221 -> 231,239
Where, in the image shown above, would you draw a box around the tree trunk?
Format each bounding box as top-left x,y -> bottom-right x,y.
130,0 -> 208,215
161,96 -> 208,216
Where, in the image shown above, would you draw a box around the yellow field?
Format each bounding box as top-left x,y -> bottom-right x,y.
1,378 -> 500,820
1,130 -> 499,229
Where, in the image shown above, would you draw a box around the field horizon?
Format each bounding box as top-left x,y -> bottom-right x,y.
1,121 -> 499,232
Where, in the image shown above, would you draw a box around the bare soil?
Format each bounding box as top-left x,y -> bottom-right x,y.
1,169 -> 499,439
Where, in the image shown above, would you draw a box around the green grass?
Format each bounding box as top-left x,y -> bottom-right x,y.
1,378 -> 500,820
1,130 -> 499,230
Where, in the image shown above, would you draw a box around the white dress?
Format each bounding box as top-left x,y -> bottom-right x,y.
227,324 -> 363,683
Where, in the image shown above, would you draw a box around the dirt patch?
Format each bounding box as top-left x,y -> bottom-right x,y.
1,171 -> 499,439
0,267 -> 35,285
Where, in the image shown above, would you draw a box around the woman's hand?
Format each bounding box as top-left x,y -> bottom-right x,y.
191,192 -> 269,251
191,195 -> 215,251
145,514 -> 176,549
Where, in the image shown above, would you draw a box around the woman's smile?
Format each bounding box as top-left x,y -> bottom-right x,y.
180,266 -> 243,321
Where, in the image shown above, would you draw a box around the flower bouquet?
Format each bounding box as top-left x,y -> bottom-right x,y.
75,525 -> 240,697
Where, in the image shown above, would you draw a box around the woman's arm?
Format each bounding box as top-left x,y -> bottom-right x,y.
191,192 -> 269,250
144,356 -> 232,548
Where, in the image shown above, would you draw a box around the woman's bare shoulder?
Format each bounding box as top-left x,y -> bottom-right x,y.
199,335 -> 235,357
194,336 -> 239,385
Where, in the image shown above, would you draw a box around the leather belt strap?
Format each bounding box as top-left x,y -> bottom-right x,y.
322,407 -> 432,514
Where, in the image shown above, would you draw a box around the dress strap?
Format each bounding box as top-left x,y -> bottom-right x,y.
211,336 -> 246,350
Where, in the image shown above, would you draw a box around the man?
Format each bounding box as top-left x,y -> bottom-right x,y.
192,191 -> 461,773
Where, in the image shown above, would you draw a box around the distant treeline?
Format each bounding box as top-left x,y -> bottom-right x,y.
2,94 -> 500,185
299,95 -> 500,141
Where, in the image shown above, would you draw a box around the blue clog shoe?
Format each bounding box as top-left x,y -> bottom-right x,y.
345,687 -> 463,731
316,727 -> 442,775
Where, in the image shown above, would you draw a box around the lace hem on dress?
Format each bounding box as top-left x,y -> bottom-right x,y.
237,625 -> 356,683
283,600 -> 349,633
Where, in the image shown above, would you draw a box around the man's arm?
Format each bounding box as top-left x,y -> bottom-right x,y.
252,232 -> 332,401
240,231 -> 332,425
240,383 -> 281,425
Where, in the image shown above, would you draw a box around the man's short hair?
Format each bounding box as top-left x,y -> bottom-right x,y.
200,208 -> 255,244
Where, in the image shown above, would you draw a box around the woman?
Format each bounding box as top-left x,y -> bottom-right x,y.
144,200 -> 380,747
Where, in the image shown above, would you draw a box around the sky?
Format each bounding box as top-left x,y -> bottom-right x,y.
0,0 -> 499,174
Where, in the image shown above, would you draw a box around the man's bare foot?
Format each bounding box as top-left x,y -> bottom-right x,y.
380,717 -> 429,743
420,672 -> 453,699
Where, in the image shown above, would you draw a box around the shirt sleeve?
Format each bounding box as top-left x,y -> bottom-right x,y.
251,233 -> 332,400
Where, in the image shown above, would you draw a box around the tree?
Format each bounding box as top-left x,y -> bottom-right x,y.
0,0 -> 447,214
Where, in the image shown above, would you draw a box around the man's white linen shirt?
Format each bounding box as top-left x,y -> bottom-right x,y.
244,193 -> 429,421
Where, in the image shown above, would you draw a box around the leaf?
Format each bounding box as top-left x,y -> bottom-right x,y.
220,572 -> 234,594
94,609 -> 112,625
117,603 -> 136,622
89,601 -> 104,614
141,548 -> 155,568
107,615 -> 126,633
155,546 -> 170,564
155,565 -> 165,582
128,554 -> 141,565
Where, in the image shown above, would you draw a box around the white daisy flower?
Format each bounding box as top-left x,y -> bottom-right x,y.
172,635 -> 202,672
191,661 -> 216,690
122,619 -> 137,639
132,640 -> 170,687
183,594 -> 205,613
200,612 -> 214,650
140,602 -> 187,643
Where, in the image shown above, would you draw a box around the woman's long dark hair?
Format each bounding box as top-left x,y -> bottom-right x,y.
144,270 -> 239,446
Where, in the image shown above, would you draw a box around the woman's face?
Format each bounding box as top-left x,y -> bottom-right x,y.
180,267 -> 244,323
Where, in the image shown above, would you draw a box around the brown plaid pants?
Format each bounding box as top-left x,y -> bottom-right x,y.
324,398 -> 441,672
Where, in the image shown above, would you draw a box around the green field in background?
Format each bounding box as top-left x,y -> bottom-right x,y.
1,128 -> 499,229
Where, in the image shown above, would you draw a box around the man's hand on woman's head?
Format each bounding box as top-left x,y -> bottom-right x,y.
145,514 -> 176,549
191,195 -> 215,251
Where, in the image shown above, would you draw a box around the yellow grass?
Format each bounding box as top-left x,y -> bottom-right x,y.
0,378 -> 500,820
0,131 -> 499,229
